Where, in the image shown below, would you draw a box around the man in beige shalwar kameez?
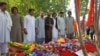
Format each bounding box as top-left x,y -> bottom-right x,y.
10,7 -> 23,42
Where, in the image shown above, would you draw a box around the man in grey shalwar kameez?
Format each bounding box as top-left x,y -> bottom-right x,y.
35,11 -> 45,44
65,11 -> 74,39
10,7 -> 23,42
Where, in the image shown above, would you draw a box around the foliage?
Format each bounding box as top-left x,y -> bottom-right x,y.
0,0 -> 70,17
80,0 -> 89,16
0,0 -> 89,17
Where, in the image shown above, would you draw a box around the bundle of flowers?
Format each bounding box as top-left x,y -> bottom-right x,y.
8,37 -> 97,56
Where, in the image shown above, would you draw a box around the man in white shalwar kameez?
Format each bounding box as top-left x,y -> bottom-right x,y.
52,13 -> 58,41
0,2 -> 12,56
57,12 -> 66,37
24,9 -> 35,43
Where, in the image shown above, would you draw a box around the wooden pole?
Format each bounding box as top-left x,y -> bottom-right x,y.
94,0 -> 100,55
97,0 -> 100,53
74,0 -> 88,56
97,1 -> 100,48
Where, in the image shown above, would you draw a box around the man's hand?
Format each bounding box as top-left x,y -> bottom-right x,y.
36,29 -> 39,34
65,28 -> 67,31
58,29 -> 60,32
23,28 -> 28,35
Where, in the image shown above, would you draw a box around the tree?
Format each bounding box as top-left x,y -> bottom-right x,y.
0,0 -> 70,16
74,0 -> 88,56
94,0 -> 100,55
80,0 -> 89,16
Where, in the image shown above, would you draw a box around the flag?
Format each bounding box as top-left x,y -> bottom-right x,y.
87,0 -> 94,27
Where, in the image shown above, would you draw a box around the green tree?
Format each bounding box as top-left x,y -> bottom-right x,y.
80,0 -> 89,16
0,0 -> 70,16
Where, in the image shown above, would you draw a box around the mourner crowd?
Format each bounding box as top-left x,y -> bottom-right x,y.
0,2 -> 95,56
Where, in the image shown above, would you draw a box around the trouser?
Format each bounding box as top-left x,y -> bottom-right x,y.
0,43 -> 8,56
86,28 -> 90,35
45,29 -> 52,43
66,33 -> 74,39
90,32 -> 94,40
36,38 -> 45,44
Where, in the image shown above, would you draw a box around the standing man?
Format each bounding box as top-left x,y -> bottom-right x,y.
45,12 -> 53,43
0,2 -> 12,56
57,12 -> 66,37
23,9 -> 35,43
52,12 -> 58,41
81,16 -> 86,32
10,7 -> 23,43
65,11 -> 74,39
35,11 -> 45,44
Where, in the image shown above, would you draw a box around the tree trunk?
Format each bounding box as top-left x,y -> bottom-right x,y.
94,0 -> 100,55
97,1 -> 100,49
74,0 -> 88,56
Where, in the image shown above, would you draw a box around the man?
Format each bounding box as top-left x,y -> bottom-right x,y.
81,16 -> 86,32
45,12 -> 53,43
10,7 -> 23,43
86,25 -> 95,40
23,9 -> 35,43
57,12 -> 66,37
0,2 -> 12,56
52,12 -> 58,41
89,25 -> 95,40
65,11 -> 74,39
35,11 -> 45,44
